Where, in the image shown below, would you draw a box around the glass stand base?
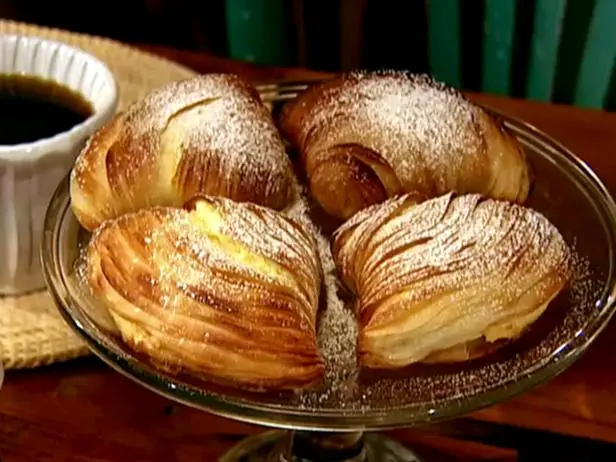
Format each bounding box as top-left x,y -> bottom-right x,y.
220,430 -> 424,462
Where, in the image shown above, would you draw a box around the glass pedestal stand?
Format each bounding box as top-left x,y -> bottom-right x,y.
41,82 -> 616,462
221,430 -> 423,462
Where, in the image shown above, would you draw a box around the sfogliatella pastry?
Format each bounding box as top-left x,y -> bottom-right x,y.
332,192 -> 571,369
71,74 -> 295,231
280,71 -> 531,221
87,195 -> 324,391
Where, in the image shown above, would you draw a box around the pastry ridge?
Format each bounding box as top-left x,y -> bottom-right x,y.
71,73 -> 295,231
332,192 -> 571,368
280,71 -> 531,220
87,195 -> 325,391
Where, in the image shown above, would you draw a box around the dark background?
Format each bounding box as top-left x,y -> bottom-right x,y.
1,0 -> 615,109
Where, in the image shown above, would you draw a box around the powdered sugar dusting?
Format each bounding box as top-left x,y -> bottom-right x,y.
67,78 -> 611,419
71,74 -> 295,230
299,72 -> 486,194
84,194 -> 327,390
72,165 -> 606,415
283,189 -> 360,404
125,74 -> 291,181
333,192 -> 572,367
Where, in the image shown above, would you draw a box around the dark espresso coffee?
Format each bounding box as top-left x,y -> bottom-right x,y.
0,74 -> 93,145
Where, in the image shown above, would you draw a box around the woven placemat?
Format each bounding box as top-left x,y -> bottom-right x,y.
0,20 -> 198,369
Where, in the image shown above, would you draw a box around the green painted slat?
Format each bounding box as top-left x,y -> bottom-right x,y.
573,0 -> 616,108
225,0 -> 289,65
426,0 -> 462,88
550,1 -> 596,105
482,0 -> 517,95
526,0 -> 567,101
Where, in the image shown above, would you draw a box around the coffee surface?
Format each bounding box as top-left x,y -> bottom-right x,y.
0,74 -> 93,145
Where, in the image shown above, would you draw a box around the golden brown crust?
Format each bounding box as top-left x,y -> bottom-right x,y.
87,195 -> 324,391
332,193 -> 571,369
280,71 -> 531,220
71,74 -> 295,231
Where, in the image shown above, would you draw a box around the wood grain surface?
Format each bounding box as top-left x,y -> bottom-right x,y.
0,359 -> 519,461
3,44 -> 616,460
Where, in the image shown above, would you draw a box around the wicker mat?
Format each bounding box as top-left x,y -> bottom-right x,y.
0,20 -> 197,369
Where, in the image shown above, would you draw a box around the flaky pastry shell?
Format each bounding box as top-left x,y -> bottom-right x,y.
280,71 -> 531,221
332,192 -> 571,369
71,74 -> 295,231
87,195 -> 324,391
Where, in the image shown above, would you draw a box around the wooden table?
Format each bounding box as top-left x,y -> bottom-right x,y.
3,45 -> 616,461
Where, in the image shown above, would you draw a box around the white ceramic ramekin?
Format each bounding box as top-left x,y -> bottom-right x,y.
0,35 -> 118,295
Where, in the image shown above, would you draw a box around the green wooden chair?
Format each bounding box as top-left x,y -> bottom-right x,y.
224,0 -> 364,70
428,0 -> 616,109
224,0 -> 293,66
225,0 -> 616,110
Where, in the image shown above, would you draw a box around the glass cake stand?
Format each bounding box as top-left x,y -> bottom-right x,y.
41,82 -> 616,461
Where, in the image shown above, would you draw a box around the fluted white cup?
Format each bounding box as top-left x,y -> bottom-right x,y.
0,35 -> 118,295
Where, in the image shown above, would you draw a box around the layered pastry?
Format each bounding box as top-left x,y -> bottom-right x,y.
70,73 -> 295,231
332,192 -> 571,369
86,196 -> 324,391
72,70 -> 571,391
280,71 -> 531,220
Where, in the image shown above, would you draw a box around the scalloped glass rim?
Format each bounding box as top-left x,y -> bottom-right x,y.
41,81 -> 616,431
